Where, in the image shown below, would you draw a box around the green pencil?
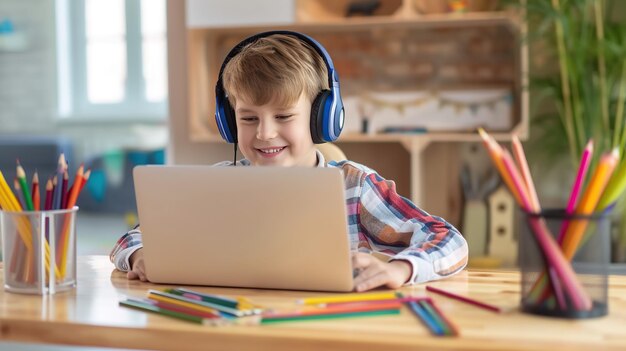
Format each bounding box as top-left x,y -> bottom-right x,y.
16,163 -> 34,211
261,308 -> 400,324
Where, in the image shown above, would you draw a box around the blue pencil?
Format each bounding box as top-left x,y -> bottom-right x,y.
406,301 -> 445,336
53,154 -> 65,209
419,300 -> 453,336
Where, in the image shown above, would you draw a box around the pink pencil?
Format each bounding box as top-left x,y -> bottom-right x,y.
426,286 -> 502,313
557,140 -> 593,245
501,150 -> 590,311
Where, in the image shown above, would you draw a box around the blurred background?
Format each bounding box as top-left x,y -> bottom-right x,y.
0,0 -> 625,268
0,1 -> 625,349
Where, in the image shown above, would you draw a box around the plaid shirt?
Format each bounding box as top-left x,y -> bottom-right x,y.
110,151 -> 468,284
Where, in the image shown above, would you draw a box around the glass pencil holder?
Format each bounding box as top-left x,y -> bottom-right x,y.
0,207 -> 78,295
519,209 -> 609,319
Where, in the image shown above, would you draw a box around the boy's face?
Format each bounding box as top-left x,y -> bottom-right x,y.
235,93 -> 318,167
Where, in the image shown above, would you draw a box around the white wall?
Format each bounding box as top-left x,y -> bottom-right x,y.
0,0 -> 167,163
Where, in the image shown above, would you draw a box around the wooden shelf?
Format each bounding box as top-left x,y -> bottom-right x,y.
180,0 -> 528,225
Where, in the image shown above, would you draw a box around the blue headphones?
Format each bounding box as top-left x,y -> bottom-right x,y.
215,31 -> 344,144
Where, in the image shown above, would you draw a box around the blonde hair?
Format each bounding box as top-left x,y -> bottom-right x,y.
222,34 -> 329,109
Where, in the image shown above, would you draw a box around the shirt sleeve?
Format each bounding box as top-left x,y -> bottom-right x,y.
109,228 -> 144,272
357,172 -> 468,284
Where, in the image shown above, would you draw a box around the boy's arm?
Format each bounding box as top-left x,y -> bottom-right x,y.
109,228 -> 144,272
358,172 -> 468,284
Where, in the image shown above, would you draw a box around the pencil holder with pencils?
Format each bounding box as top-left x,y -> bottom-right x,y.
477,129 -> 625,320
519,209 -> 609,318
0,154 -> 89,294
1,207 -> 78,294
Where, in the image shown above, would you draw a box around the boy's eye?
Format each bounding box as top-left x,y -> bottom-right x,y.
276,114 -> 294,120
240,116 -> 258,122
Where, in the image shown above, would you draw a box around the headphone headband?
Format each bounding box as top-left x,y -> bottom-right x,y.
215,30 -> 344,144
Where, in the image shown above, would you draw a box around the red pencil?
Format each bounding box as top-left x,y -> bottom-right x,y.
426,286 -> 502,313
31,171 -> 40,211
79,169 -> 91,193
61,171 -> 69,209
44,178 -> 53,211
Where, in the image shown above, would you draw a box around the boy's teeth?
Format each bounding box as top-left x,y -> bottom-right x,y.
261,147 -> 283,154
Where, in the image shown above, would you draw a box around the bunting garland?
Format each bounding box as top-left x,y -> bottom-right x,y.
360,91 -> 512,117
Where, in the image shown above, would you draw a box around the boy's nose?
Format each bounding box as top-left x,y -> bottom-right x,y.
256,120 -> 278,140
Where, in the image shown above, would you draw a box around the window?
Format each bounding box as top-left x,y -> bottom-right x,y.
56,0 -> 167,120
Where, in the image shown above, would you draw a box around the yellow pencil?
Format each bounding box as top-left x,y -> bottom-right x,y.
296,291 -> 398,305
561,148 -> 620,259
596,158 -> 626,210
0,171 -> 61,278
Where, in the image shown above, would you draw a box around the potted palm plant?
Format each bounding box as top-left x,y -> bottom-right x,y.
522,0 -> 626,263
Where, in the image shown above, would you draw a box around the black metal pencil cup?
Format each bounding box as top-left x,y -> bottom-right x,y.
519,209 -> 609,319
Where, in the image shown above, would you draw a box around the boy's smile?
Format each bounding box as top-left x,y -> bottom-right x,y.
235,93 -> 318,167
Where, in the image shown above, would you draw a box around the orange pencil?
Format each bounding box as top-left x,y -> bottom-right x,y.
477,128 -> 522,205
31,171 -> 40,211
58,165 -> 84,276
561,148 -> 620,259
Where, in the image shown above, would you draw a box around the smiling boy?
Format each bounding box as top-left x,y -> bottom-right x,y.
110,32 -> 468,292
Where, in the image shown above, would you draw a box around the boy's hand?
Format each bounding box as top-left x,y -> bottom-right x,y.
127,248 -> 148,281
351,252 -> 412,292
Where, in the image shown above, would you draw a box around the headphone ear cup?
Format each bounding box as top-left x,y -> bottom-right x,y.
216,95 -> 238,143
223,99 -> 238,143
310,90 -> 331,144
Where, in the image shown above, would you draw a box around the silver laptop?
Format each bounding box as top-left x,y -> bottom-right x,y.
133,166 -> 354,292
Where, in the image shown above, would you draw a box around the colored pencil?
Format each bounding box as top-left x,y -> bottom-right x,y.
501,149 -> 588,310
426,286 -> 502,313
144,298 -> 222,318
60,170 -> 69,209
16,162 -> 34,211
148,290 -> 245,316
166,288 -> 239,309
477,128 -> 522,205
425,298 -> 460,336
53,154 -> 66,210
479,129 -> 590,311
512,135 -> 540,211
597,158 -> 626,210
561,148 -> 619,260
31,171 -> 40,211
120,298 -> 214,325
51,175 -> 58,207
297,291 -> 398,305
558,140 -> 594,244
79,169 -> 91,193
263,301 -> 403,320
419,300 -> 455,336
13,178 -> 25,209
44,178 -> 53,211
147,292 -> 221,315
261,309 -> 400,324
58,164 -> 84,276
319,295 -> 428,308
0,171 -> 60,279
406,300 -> 444,336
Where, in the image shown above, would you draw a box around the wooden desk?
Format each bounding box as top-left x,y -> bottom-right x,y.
0,256 -> 625,350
